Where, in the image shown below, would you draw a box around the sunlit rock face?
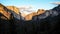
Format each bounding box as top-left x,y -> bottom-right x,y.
0,3 -> 11,20
24,12 -> 37,21
0,10 -> 11,20
6,6 -> 21,20
37,9 -> 45,15
24,9 -> 45,21
7,6 -> 20,14
0,3 -> 21,20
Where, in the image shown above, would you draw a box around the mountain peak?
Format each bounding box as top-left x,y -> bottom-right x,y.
24,9 -> 45,21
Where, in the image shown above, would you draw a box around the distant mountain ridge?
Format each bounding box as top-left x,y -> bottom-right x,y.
0,3 -> 45,21
24,9 -> 45,20
0,3 -> 60,21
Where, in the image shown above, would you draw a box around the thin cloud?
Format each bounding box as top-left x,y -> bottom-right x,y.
50,2 -> 60,5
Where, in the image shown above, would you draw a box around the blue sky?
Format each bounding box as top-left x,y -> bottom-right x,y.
0,0 -> 60,10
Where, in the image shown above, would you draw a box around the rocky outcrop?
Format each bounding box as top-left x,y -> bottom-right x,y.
24,9 -> 45,21
7,6 -> 21,20
7,6 -> 20,14
0,3 -> 12,20
24,12 -> 37,20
